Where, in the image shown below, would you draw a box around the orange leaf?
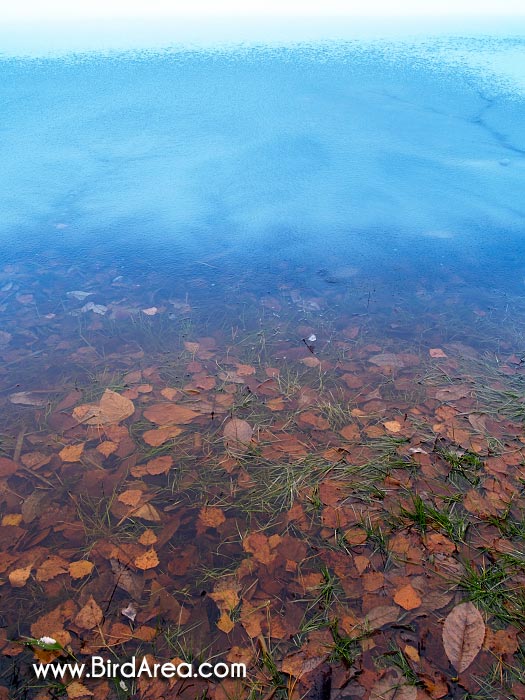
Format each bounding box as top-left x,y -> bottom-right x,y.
393,584 -> 422,611
138,529 -> 158,546
160,387 -> 179,401
118,489 -> 144,507
66,681 -> 93,699
243,532 -> 276,565
59,443 -> 85,462
36,556 -> 69,582
145,455 -> 172,475
198,506 -> 226,529
134,549 -> 159,570
339,424 -> 360,441
73,389 -> 134,426
216,612 -> 235,633
133,503 -> 161,522
68,561 -> 94,579
383,421 -> 402,433
142,426 -> 183,447
429,348 -> 448,358
236,364 -> 256,376
9,565 -> 32,588
96,441 -> 118,457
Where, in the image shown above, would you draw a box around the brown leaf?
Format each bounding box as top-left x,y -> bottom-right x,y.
110,559 -> 144,600
224,418 -> 253,449
370,668 -> 417,700
142,426 -> 182,446
143,403 -> 199,425
66,681 -> 93,699
0,457 -> 19,477
442,602 -> 485,673
75,596 -> 103,630
198,506 -> 226,529
73,389 -> 135,426
36,555 -> 69,582
133,503 -> 161,522
59,443 -> 85,462
118,489 -> 144,507
369,353 -> 406,369
364,605 -> 400,630
434,385 -> 470,402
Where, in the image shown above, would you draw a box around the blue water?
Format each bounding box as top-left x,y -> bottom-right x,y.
1,32 -> 525,292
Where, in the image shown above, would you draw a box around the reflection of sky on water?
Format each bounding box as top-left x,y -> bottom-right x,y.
0,22 -> 524,290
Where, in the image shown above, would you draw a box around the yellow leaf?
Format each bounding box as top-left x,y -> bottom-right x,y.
2,513 -> 22,526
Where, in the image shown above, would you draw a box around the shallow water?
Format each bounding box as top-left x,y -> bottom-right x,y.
1,26 -> 525,700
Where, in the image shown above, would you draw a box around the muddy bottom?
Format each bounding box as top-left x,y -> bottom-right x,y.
0,255 -> 524,700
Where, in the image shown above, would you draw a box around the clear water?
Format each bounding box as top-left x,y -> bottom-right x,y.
1,22 -> 525,700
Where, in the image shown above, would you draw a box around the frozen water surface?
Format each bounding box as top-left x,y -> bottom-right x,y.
0,23 -> 525,288
2,20 -> 525,700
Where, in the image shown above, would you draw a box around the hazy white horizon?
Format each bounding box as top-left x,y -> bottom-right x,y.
3,0 -> 525,22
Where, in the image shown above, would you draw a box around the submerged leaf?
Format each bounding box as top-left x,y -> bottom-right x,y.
443,602 -> 485,673
223,418 -> 253,449
73,389 -> 134,426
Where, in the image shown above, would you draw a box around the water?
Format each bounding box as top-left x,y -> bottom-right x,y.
1,21 -> 525,700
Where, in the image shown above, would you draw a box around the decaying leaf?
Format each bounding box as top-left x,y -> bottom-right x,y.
223,418 -> 253,449
73,389 -> 135,426
110,559 -> 144,600
198,506 -> 226,529
371,668 -> 417,700
442,602 -> 485,673
75,596 -> 103,630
